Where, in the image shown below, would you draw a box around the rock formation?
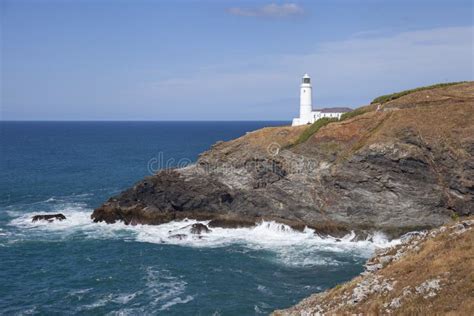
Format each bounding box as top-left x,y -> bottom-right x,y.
190,223 -> 211,234
32,213 -> 66,222
92,82 -> 474,237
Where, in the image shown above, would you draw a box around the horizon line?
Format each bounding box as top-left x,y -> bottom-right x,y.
0,119 -> 292,122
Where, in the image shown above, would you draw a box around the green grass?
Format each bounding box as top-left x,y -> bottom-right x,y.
293,117 -> 338,146
339,105 -> 372,121
371,81 -> 467,104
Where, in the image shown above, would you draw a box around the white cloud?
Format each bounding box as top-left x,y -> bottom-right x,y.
228,3 -> 304,18
145,26 -> 473,119
287,25 -> 474,101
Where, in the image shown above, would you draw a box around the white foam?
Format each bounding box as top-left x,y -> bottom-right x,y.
66,288 -> 93,301
111,292 -> 141,305
145,267 -> 193,311
132,220 -> 400,265
98,268 -> 194,314
159,295 -> 194,311
7,208 -> 401,266
257,284 -> 273,296
10,207 -> 93,231
79,291 -> 143,312
7,205 -> 135,242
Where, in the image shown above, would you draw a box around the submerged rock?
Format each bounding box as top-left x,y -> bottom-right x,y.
169,234 -> 187,240
32,213 -> 66,222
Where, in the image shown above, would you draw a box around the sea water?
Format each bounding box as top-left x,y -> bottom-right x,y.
0,122 -> 398,315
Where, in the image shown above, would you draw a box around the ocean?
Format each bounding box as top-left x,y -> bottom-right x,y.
0,121 -> 395,315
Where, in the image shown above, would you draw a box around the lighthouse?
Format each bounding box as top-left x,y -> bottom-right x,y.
299,73 -> 313,124
292,73 -> 351,126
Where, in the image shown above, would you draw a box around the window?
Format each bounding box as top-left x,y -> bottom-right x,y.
303,78 -> 310,84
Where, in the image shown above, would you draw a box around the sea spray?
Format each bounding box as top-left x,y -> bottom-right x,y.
8,208 -> 400,267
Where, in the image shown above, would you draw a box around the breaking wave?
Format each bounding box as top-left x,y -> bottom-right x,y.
6,201 -> 401,267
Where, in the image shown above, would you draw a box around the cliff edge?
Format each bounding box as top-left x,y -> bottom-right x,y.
92,82 -> 474,236
273,217 -> 474,315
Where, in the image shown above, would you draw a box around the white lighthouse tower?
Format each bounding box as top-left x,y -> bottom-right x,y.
299,73 -> 313,123
292,73 -> 351,126
292,74 -> 313,126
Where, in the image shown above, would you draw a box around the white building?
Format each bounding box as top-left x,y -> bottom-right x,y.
292,74 -> 352,126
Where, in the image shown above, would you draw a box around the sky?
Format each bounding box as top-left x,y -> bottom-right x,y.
1,0 -> 473,121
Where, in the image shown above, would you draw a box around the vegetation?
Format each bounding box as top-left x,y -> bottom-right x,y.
276,218 -> 474,315
335,82 -> 468,124
334,284 -> 343,290
339,104 -> 374,121
371,81 -> 467,104
293,117 -> 338,146
283,81 -> 468,150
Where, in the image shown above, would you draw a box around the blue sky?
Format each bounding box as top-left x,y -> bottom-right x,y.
1,0 -> 473,120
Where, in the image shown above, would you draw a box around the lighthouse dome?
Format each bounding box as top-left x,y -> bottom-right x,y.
302,73 -> 311,84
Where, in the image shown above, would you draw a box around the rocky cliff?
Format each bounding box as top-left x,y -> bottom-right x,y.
92,82 -> 474,237
273,217 -> 474,315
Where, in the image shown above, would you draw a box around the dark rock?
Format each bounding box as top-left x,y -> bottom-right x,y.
190,223 -> 211,234
169,234 -> 187,240
32,213 -> 66,222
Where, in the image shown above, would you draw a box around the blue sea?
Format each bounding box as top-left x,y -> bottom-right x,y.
0,122 -> 393,315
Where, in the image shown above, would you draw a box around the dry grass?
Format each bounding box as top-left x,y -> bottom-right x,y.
340,103 -> 378,121
274,218 -> 474,315
371,81 -> 468,104
387,228 -> 474,315
291,117 -> 339,146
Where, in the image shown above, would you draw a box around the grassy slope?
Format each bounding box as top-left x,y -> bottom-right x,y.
203,82 -> 473,167
291,117 -> 338,146
371,81 -> 468,104
289,81 -> 470,151
274,218 -> 474,315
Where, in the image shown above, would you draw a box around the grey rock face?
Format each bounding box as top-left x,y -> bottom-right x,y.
91,83 -> 474,236
91,133 -> 472,236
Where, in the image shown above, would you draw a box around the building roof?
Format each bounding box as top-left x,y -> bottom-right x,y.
316,107 -> 352,113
